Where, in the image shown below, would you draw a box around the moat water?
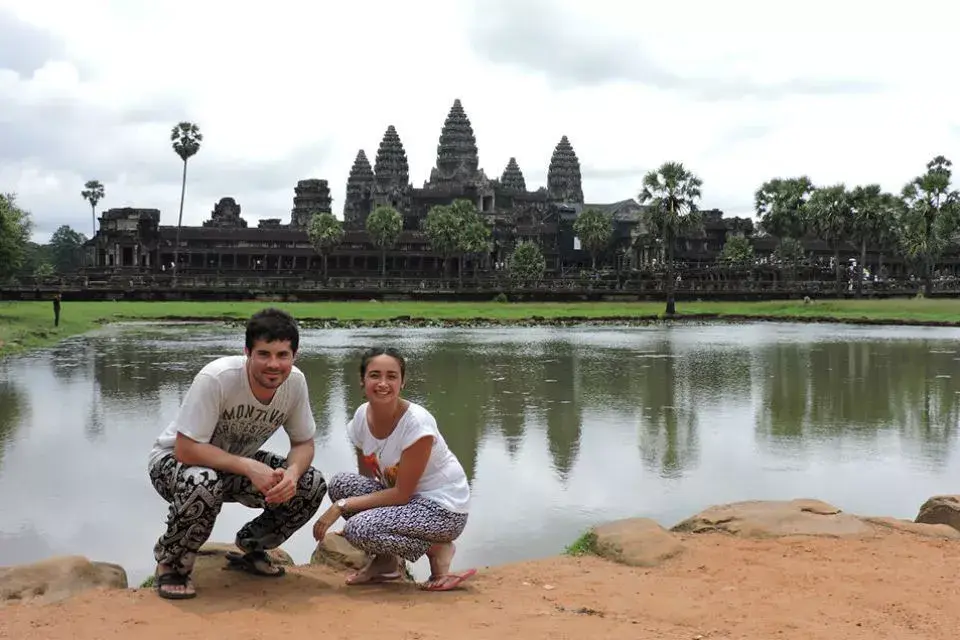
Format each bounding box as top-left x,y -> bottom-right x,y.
2,321 -> 960,584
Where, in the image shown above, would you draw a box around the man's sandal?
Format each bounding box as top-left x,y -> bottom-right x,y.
154,571 -> 196,599
223,550 -> 286,577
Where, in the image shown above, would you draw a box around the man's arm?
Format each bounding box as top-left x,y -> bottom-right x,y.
285,438 -> 315,481
174,432 -> 256,476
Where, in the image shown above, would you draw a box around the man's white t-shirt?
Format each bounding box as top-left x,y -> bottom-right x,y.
347,402 -> 470,514
148,355 -> 316,467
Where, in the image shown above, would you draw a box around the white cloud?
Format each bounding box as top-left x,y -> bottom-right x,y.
1,0 -> 958,242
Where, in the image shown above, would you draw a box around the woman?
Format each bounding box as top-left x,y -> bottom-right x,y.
312,347 -> 475,591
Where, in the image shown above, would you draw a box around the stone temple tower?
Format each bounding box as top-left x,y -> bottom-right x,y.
547,135 -> 584,204
343,149 -> 375,229
290,179 -> 332,228
373,125 -> 411,213
430,99 -> 480,184
373,125 -> 410,191
500,157 -> 526,191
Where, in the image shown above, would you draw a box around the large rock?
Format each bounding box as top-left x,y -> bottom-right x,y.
592,518 -> 684,567
0,556 -> 127,604
310,532 -> 369,571
863,516 -> 960,539
671,499 -> 873,538
915,495 -> 960,532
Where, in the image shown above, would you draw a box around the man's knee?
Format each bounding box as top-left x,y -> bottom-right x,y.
177,466 -> 225,504
295,465 -> 327,506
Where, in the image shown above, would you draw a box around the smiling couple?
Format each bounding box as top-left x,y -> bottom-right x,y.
145,308 -> 475,600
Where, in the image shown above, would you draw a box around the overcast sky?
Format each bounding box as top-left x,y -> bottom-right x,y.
2,0 -> 958,242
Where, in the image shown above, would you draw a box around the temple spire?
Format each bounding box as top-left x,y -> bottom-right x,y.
500,157 -> 526,191
433,98 -> 479,183
547,135 -> 584,203
374,125 -> 409,189
344,149 -> 375,227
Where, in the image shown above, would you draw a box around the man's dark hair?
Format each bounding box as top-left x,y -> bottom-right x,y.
245,308 -> 299,353
359,347 -> 406,380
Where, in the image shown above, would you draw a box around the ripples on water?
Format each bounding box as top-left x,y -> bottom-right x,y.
2,321 -> 960,583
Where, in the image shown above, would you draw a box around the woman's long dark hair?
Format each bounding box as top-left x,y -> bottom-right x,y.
359,347 -> 406,380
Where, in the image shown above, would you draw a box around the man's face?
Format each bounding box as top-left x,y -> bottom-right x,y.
245,339 -> 295,390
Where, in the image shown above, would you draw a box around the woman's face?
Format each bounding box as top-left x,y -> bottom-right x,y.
362,354 -> 404,405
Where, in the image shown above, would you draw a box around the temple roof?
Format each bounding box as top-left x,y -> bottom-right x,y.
500,157 -> 526,191
547,135 -> 584,204
374,126 -> 409,188
347,149 -> 374,183
433,99 -> 479,181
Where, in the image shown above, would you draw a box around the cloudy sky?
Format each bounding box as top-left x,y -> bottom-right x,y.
2,0 -> 958,242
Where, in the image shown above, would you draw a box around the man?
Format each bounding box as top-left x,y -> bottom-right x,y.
146,308 -> 327,599
52,294 -> 60,327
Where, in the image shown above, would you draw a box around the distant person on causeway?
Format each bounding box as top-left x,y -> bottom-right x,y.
147,308 -> 327,599
312,347 -> 476,591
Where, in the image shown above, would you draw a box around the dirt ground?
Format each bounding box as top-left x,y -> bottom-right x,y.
3,529 -> 959,640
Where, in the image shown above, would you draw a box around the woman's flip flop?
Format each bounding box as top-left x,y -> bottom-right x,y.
420,568 -> 477,591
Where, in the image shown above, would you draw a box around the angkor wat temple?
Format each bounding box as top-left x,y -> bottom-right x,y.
89,99 -> 751,277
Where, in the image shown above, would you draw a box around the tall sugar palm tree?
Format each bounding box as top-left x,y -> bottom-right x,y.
80,180 -> 105,238
638,162 -> 703,316
170,122 -> 202,278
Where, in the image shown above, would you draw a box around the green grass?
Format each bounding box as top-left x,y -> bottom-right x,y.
3,297 -> 960,359
564,530 -> 599,557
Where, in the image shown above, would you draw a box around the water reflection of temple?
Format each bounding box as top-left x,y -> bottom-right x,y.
87,99 -> 749,278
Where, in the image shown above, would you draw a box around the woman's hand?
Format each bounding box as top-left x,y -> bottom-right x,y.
312,504 -> 342,541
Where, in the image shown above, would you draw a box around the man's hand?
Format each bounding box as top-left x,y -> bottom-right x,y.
263,467 -> 299,504
246,460 -> 284,495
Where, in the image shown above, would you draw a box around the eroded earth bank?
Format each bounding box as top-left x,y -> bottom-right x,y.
4,496 -> 960,639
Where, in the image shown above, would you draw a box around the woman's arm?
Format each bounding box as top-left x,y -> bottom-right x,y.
342,436 -> 433,512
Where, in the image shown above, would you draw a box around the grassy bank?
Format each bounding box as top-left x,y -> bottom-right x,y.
3,298 -> 960,358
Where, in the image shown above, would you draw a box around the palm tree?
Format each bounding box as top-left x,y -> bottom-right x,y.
80,180 -> 105,238
170,122 -> 202,279
638,162 -> 703,316
307,212 -> 344,283
806,184 -> 851,294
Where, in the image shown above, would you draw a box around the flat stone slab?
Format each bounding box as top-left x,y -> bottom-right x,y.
0,555 -> 127,604
671,499 -> 873,538
592,518 -> 685,567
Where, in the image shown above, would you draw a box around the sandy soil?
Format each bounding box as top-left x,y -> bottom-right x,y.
3,529 -> 959,640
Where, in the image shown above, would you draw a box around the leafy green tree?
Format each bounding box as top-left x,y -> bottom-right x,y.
49,225 -> 88,274
365,205 -> 403,282
898,156 -> 960,296
17,242 -> 52,278
0,193 -> 32,281
423,204 -> 462,284
171,121 -> 203,277
806,184 -> 852,292
848,185 -> 898,297
573,208 -> 613,269
80,180 -> 104,238
307,212 -> 344,282
508,240 -> 546,286
755,176 -> 815,278
719,233 -> 754,264
638,161 -> 703,316
459,215 -> 492,283
34,262 -> 54,278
